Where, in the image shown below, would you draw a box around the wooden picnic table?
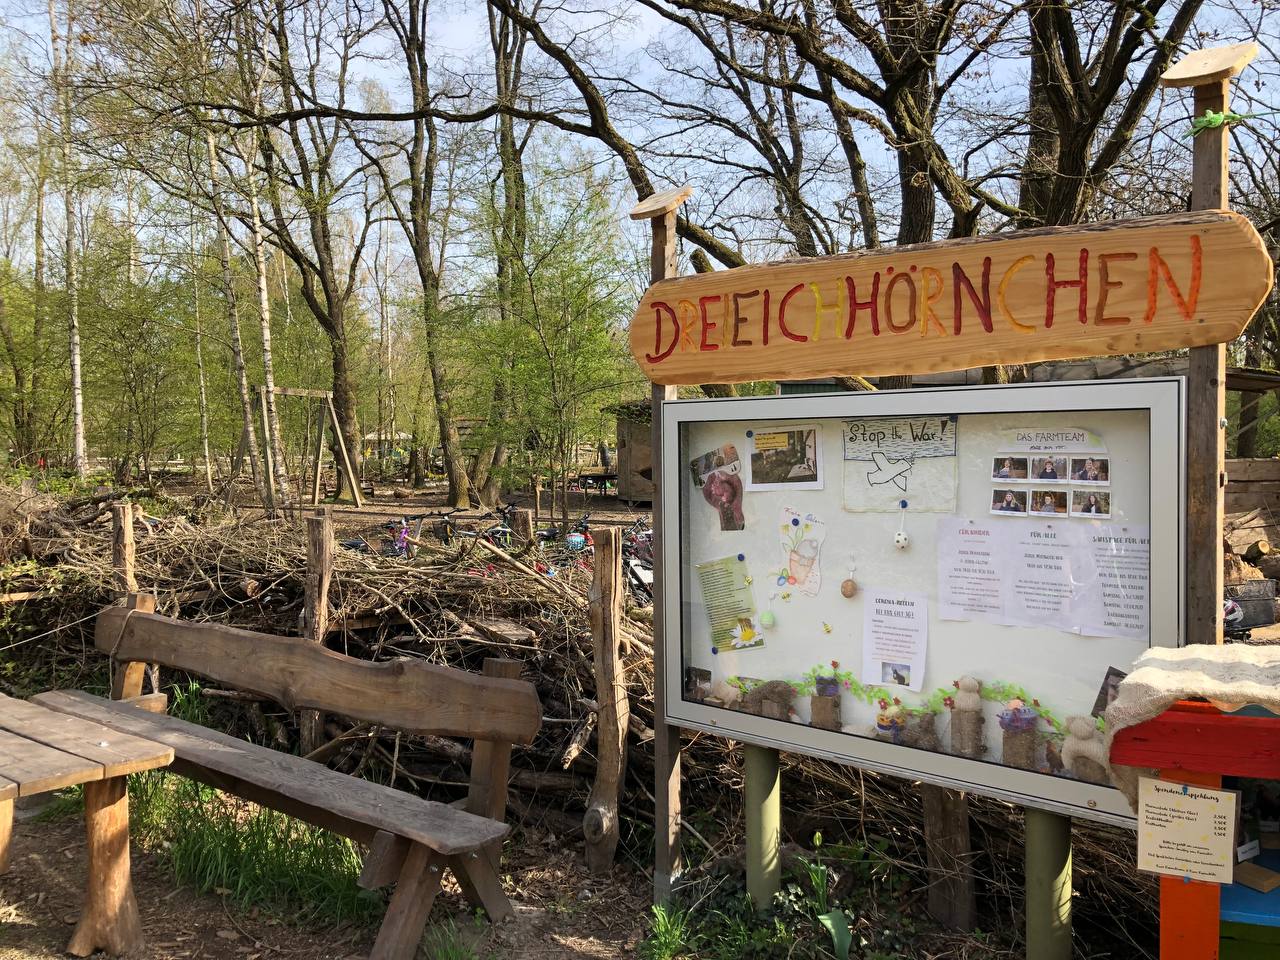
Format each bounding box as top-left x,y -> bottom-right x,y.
0,692 -> 173,957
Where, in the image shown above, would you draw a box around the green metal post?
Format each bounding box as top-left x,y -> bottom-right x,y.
744,743 -> 781,909
1025,807 -> 1073,960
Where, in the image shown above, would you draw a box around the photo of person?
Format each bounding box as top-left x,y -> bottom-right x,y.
990,489 -> 1027,513
1090,667 -> 1127,718
689,444 -> 745,531
882,662 -> 911,687
1071,490 -> 1112,518
1070,457 -> 1110,483
1033,455 -> 1067,481
991,456 -> 1028,480
745,425 -> 823,491
1030,489 -> 1068,515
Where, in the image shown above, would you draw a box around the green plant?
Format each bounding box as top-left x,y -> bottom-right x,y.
817,909 -> 852,960
421,917 -> 490,960
129,773 -> 381,926
639,904 -> 694,960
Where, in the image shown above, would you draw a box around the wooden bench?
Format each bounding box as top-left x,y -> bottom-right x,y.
34,597 -> 542,960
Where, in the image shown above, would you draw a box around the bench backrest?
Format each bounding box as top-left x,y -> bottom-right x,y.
96,603 -> 542,746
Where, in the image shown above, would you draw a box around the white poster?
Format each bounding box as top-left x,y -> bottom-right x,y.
1137,778 -> 1237,884
935,519 -> 1151,641
861,589 -> 928,692
842,416 -> 957,512
1003,521 -> 1079,626
1076,527 -> 1151,641
937,520 -> 1004,621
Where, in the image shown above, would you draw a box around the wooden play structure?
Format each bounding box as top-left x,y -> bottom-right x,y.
230,385 -> 363,510
30,599 -> 541,960
1112,701 -> 1280,959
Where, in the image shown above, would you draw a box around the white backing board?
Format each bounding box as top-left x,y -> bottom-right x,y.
662,380 -> 1184,824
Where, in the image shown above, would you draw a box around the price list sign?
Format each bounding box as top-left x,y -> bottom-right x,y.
1136,777 -> 1238,884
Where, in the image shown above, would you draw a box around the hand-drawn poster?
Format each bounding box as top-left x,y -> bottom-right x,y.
695,555 -> 763,651
745,425 -> 823,491
861,589 -> 928,693
775,506 -> 827,597
842,416 -> 957,512
689,444 -> 745,531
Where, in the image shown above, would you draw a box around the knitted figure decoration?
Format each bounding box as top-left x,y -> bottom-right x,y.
948,676 -> 986,758
1061,716 -> 1110,785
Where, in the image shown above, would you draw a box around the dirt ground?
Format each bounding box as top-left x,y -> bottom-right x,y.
1,813 -> 650,959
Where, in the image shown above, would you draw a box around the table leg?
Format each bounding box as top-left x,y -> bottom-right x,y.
68,776 -> 144,957
0,796 -> 12,874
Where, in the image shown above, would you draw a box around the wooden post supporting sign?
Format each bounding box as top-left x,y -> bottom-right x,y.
631,185 -> 692,902
585,526 -> 627,873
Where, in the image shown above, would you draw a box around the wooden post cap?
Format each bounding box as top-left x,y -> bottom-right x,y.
1161,42 -> 1257,88
629,185 -> 693,221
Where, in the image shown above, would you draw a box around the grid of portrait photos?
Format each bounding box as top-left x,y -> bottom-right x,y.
989,453 -> 1112,519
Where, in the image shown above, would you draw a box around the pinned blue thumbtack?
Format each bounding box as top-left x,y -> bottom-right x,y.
791,517 -> 800,526
710,646 -> 719,656
1182,784 -> 1189,794
899,499 -> 909,510
746,430 -> 754,438
737,553 -> 745,562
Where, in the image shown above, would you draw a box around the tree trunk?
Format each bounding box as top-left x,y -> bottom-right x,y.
205,130 -> 267,506
246,175 -> 292,507
190,223 -> 214,492
328,323 -> 362,499
50,0 -> 87,476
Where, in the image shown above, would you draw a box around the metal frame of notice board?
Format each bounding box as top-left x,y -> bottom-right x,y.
660,377 -> 1185,825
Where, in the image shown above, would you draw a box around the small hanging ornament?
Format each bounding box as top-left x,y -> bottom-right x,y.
840,552 -> 858,598
894,499 -> 910,550
759,592 -> 778,629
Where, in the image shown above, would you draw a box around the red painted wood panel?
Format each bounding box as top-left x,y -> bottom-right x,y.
1111,710 -> 1280,779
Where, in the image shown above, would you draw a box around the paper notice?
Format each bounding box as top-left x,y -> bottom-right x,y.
861,589 -> 928,692
695,556 -> 762,652
1004,521 -> 1079,625
936,520 -> 1004,621
1137,777 -> 1238,884
1076,526 -> 1151,641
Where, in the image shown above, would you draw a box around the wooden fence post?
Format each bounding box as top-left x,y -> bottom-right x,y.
585,527 -> 627,874
111,503 -> 137,597
631,186 -> 692,903
300,508 -> 333,755
922,784 -> 975,930
512,508 -> 535,548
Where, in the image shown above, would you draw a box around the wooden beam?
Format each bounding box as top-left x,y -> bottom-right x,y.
370,844 -> 446,960
584,528 -> 627,875
111,503 -> 137,596
95,607 -> 542,744
327,397 -> 363,508
922,784 -> 975,930
358,830 -> 410,890
646,195 -> 686,904
108,593 -> 157,701
0,795 -> 12,874
1184,76 -> 1234,646
269,386 -> 333,399
310,409 -> 326,506
465,659 -> 524,869
299,511 -> 333,755
1110,709 -> 1280,779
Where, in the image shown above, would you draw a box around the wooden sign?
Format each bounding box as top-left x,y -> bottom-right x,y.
630,211 -> 1273,385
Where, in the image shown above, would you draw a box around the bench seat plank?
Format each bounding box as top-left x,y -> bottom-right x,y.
32,691 -> 506,856
0,694 -> 173,778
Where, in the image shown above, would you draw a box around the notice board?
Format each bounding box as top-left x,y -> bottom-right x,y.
661,379 -> 1184,823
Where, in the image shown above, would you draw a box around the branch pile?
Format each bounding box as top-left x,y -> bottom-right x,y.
0,485 -> 1155,954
